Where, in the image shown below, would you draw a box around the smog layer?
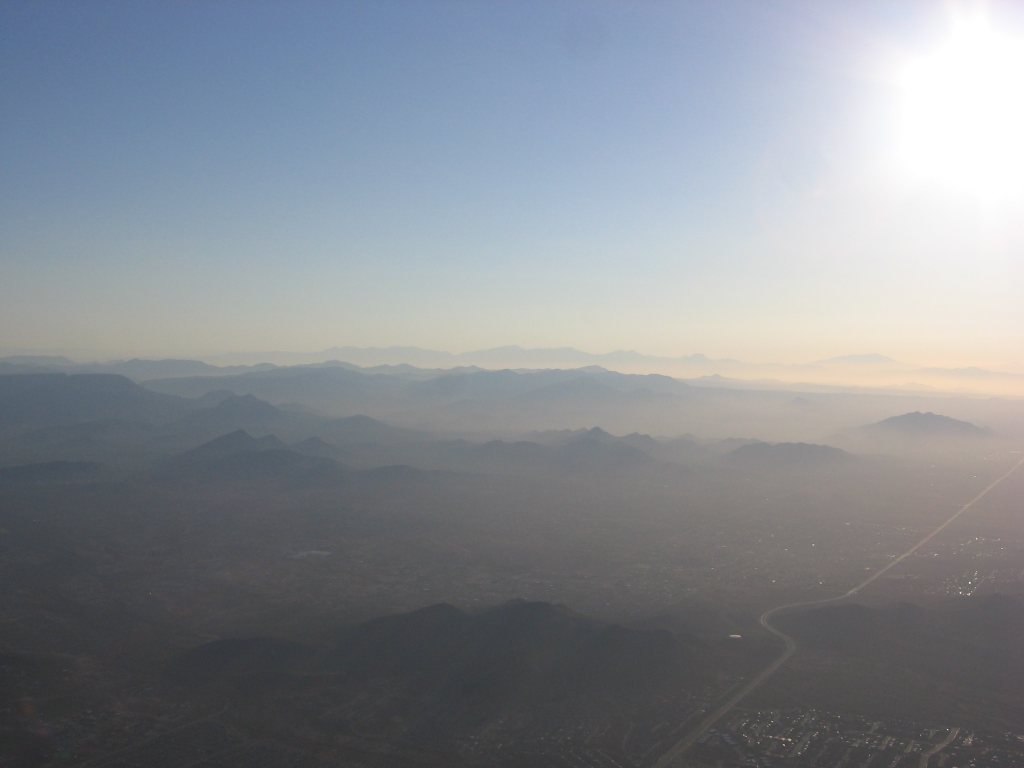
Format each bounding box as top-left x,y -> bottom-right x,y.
2,355 -> 1023,767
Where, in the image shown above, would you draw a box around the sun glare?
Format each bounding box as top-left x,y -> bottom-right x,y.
898,11 -> 1024,199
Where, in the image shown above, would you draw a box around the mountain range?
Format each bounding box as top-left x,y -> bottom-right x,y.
3,345 -> 1024,397
2,363 -> 1020,766
2,371 -> 1002,504
0,368 -> 1012,468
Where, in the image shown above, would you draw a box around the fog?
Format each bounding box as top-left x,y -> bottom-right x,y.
5,1 -> 1024,766
2,356 -> 1023,766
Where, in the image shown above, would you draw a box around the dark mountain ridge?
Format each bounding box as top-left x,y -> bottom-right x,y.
137,361 -> 1024,441
427,429 -> 658,475
178,430 -> 288,462
170,600 -> 749,707
327,600 -> 689,701
726,441 -> 851,469
0,374 -> 195,431
156,430 -> 449,489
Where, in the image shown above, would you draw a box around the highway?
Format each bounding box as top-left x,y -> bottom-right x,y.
919,727 -> 959,768
652,454 -> 1024,768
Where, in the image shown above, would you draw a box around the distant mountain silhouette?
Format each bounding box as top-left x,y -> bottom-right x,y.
157,428 -> 445,488
291,436 -> 345,458
174,394 -> 295,438
320,414 -> 428,446
205,393 -> 282,421
94,359 -> 233,380
616,431 -> 669,455
222,345 -> 734,373
558,429 -> 655,471
726,441 -> 850,468
180,430 -> 287,462
435,429 -> 656,475
177,448 -> 342,486
567,426 -> 616,443
519,376 -> 633,403
189,345 -> 1024,397
144,365 -> 694,420
144,365 -> 407,411
865,411 -> 989,438
192,389 -> 237,407
14,348 -> 1024,397
144,360 -> 1015,443
156,429 -> 350,487
0,374 -> 193,430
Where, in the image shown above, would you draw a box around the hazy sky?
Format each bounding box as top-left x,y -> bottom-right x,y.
2,1 -> 1023,367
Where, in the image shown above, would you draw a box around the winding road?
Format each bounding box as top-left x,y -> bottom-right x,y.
652,454 -> 1024,768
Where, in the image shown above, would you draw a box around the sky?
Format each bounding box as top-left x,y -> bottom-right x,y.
2,0 -> 1023,368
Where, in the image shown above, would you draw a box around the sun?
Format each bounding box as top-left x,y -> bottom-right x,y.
898,10 -> 1024,199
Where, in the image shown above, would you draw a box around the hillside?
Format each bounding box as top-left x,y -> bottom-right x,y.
0,374 -> 195,431
167,600 -> 778,755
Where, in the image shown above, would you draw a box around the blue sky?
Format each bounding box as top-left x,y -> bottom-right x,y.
2,1 -> 1022,366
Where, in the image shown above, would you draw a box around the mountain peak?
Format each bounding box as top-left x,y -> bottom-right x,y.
866,411 -> 988,437
182,430 -> 287,461
727,441 -> 850,468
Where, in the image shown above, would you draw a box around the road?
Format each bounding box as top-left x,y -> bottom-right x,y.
919,726 -> 959,768
652,455 -> 1024,768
